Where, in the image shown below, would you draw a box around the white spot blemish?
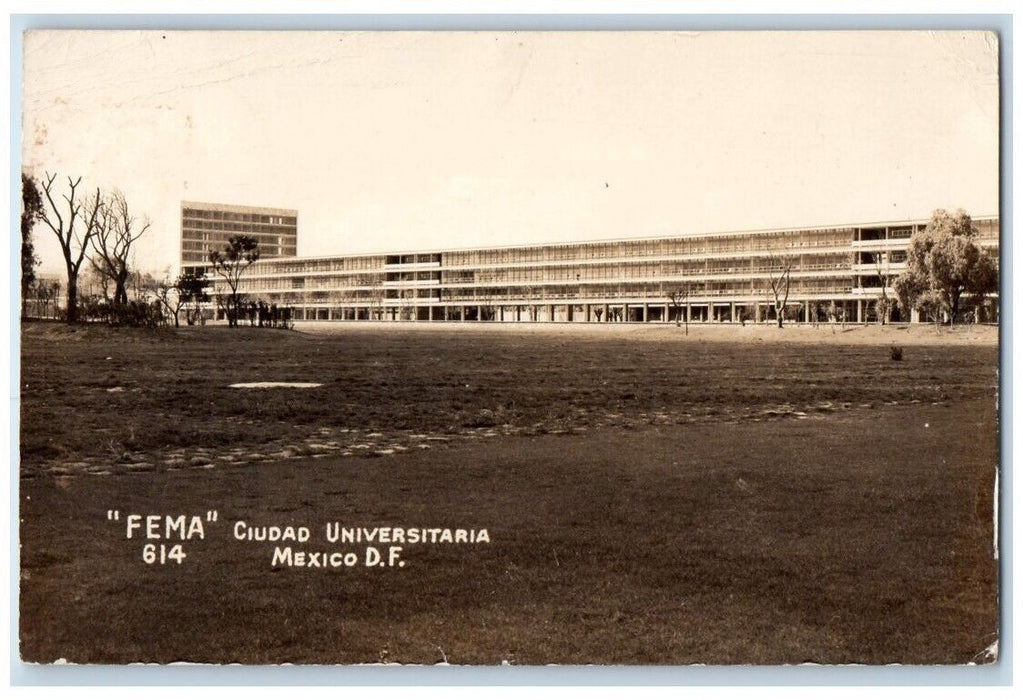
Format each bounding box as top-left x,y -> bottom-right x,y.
229,382 -> 322,389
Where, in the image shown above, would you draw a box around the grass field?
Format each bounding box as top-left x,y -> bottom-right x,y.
18,322 -> 999,664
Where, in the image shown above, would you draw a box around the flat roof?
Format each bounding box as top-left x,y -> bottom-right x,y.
181,201 -> 298,217
249,214 -> 1000,264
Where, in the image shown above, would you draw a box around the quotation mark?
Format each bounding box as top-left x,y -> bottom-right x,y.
107,510 -> 120,521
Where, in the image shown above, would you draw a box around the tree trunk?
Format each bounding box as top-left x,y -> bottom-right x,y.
114,269 -> 129,306
65,271 -> 78,324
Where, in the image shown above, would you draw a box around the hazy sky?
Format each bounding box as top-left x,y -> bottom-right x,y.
22,30 -> 999,276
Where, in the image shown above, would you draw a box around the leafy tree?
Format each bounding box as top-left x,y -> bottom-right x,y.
176,271 -> 211,325
967,256 -> 999,323
21,173 -> 43,319
894,209 -> 998,325
209,235 -> 260,327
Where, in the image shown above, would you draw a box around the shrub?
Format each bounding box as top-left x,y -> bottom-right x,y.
463,408 -> 501,428
889,345 -> 904,361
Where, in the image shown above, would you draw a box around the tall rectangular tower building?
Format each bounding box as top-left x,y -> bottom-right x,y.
181,201 -> 298,275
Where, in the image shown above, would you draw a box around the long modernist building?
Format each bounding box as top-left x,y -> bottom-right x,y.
201,213 -> 999,324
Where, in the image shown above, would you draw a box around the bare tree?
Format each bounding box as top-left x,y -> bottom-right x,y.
39,173 -> 106,323
209,235 -> 260,327
30,279 -> 63,320
397,289 -> 414,321
89,189 -> 151,306
85,256 -> 113,302
870,250 -> 896,325
766,255 -> 793,328
128,268 -> 158,303
521,285 -> 541,322
47,280 -> 62,319
153,276 -> 189,327
667,284 -> 691,335
476,288 -> 497,321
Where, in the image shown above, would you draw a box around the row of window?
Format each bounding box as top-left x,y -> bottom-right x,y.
183,221 -> 297,235
182,237 -> 293,250
236,266 -> 862,294
250,251 -> 860,279
255,257 -> 388,274
439,233 -> 855,267
182,209 -> 297,225
385,254 -> 442,265
238,277 -> 867,303
385,271 -> 441,282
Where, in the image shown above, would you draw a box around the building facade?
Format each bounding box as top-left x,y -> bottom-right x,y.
208,215 -> 999,324
181,201 -> 298,276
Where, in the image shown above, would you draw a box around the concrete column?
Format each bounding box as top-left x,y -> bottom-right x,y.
730,302 -> 736,323
460,306 -> 466,322
585,304 -> 591,322
856,300 -> 863,323
803,301 -> 809,323
686,302 -> 691,323
477,305 -> 483,322
428,306 -> 434,321
603,304 -> 610,322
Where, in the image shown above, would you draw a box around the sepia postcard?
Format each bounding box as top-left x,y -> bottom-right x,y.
17,28 -> 1001,667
